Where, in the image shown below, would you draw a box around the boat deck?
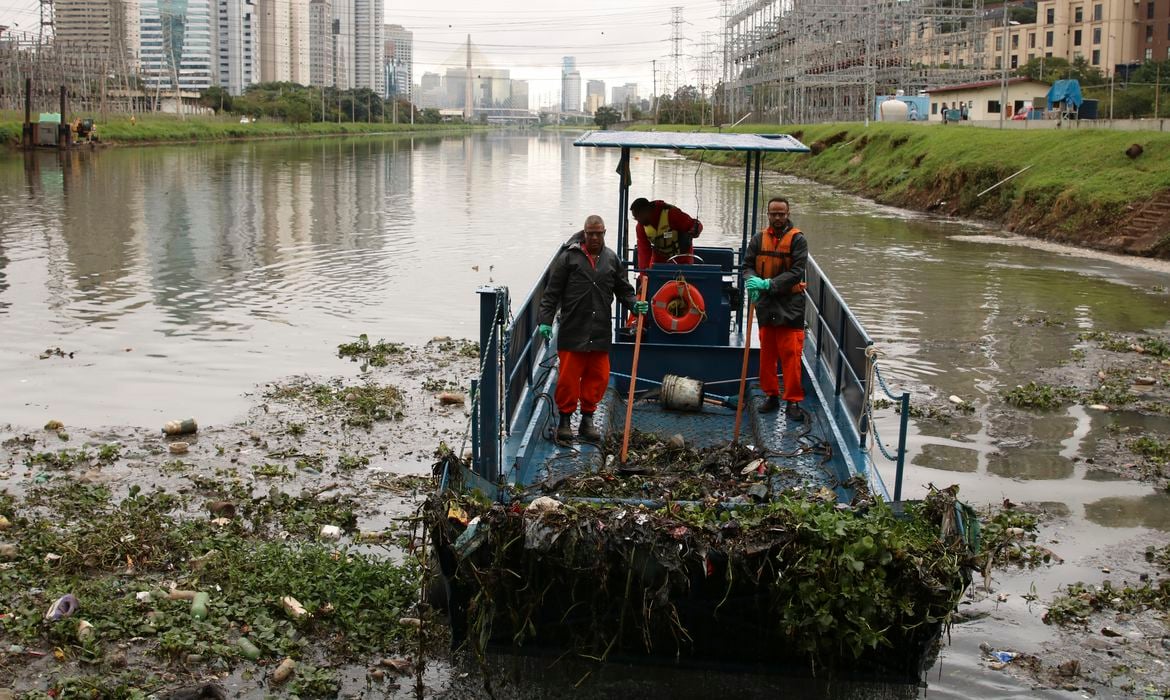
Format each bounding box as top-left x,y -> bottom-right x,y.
516,383 -> 842,499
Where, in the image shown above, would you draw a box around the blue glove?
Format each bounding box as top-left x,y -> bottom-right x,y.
745,277 -> 770,294
538,324 -> 552,341
632,301 -> 649,315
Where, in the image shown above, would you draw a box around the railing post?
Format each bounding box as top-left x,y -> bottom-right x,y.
477,286 -> 507,483
470,378 -> 480,469
894,391 -> 910,502
834,312 -> 847,396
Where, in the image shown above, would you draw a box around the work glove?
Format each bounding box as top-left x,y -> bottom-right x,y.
538,324 -> 552,341
745,277 -> 770,294
632,301 -> 649,315
748,289 -> 761,305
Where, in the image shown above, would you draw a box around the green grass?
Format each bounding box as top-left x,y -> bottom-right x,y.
636,123 -> 1170,248
0,113 -> 485,146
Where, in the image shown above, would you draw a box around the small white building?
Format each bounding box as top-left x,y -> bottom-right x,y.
924,78 -> 1051,121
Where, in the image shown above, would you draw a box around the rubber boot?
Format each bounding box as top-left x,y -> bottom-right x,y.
759,395 -> 781,414
578,413 -> 601,442
556,413 -> 573,443
786,401 -> 804,422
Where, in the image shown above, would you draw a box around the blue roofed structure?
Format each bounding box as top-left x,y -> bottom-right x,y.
1047,80 -> 1084,109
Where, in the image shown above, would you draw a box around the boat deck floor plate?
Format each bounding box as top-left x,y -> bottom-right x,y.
519,384 -> 836,494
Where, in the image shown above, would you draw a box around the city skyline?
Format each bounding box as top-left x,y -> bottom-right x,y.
0,0 -> 724,106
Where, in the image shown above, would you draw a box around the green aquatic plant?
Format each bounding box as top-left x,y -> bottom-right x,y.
1001,382 -> 1079,410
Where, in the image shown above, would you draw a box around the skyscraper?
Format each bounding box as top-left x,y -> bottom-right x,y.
55,0 -> 138,62
561,56 -> 580,112
353,0 -> 383,94
510,79 -> 528,110
332,0 -> 354,89
308,0 -> 333,87
383,24 -> 412,101
585,79 -> 605,114
140,0 -> 216,91
256,0 -> 290,81
218,0 -> 256,95
289,0 -> 310,84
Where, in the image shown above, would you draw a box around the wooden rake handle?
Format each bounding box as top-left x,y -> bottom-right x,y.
733,303 -> 756,443
620,276 -> 650,464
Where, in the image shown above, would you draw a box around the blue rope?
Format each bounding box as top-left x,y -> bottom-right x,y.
867,415 -> 900,462
872,362 -> 902,402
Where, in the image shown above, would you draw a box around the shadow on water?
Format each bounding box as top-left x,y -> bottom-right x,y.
435,654 -> 922,700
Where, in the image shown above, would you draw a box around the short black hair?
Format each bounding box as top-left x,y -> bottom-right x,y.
768,196 -> 790,208
630,198 -> 652,213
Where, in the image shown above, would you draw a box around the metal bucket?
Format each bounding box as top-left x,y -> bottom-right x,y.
660,374 -> 705,412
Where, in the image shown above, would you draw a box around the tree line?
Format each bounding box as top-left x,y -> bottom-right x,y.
198,83 -> 445,124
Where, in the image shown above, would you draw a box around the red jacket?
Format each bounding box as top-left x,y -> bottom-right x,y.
635,200 -> 702,270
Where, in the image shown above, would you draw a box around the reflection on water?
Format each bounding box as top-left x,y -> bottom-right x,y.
1084,493 -> 1170,530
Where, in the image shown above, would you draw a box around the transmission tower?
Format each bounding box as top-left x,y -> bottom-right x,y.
39,0 -> 54,45
668,6 -> 684,96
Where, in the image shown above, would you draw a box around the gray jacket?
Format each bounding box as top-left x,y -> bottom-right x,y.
538,232 -> 637,352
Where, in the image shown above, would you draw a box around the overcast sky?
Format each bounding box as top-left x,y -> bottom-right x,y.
0,0 -> 725,108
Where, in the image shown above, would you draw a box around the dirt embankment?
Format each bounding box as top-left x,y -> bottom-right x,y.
670,123 -> 1170,259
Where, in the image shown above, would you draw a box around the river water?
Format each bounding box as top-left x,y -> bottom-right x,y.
2,131 -> 1169,698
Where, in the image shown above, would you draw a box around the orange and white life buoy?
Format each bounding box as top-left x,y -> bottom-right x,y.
651,279 -> 707,333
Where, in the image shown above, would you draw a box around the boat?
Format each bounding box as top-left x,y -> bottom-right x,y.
427,131 -> 974,683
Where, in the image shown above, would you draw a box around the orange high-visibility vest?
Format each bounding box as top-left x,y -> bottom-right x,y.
756,226 -> 807,294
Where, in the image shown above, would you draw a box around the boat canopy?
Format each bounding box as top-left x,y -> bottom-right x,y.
574,131 -> 810,153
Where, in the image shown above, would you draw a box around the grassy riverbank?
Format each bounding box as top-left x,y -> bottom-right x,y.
638,123 -> 1170,257
0,113 -> 485,147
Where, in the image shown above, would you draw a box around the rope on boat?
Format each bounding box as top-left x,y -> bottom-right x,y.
864,345 -> 903,463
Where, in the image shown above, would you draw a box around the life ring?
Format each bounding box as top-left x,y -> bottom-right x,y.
651,279 -> 707,333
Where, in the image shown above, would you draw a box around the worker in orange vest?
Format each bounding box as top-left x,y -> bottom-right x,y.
744,197 -> 808,422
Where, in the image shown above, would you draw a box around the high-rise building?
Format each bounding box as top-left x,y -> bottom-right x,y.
611,82 -> 638,108
353,0 -> 383,94
561,56 -> 580,112
332,0 -> 354,89
289,0 -> 310,84
256,0 -> 289,81
383,24 -> 413,101
140,0 -> 216,91
510,79 -> 528,110
55,0 -> 138,62
586,80 -> 604,102
445,66 -> 511,109
308,0 -> 333,86
218,0 -> 256,95
585,79 -> 605,114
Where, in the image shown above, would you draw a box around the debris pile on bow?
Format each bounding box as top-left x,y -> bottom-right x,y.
427,436 -> 978,679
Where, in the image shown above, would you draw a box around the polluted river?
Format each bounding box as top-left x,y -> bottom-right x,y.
1,131 -> 1169,699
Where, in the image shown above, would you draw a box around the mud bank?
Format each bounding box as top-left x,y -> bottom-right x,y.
652,123 -> 1170,259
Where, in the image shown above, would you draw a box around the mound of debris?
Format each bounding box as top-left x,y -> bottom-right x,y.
427,435 -> 978,681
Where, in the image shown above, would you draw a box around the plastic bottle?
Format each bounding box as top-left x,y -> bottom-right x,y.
190,592 -> 210,620
237,637 -> 261,660
162,419 -> 198,436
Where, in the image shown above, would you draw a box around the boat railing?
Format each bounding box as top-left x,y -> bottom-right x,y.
474,250 -> 560,483
475,250 -> 913,502
805,255 -> 912,501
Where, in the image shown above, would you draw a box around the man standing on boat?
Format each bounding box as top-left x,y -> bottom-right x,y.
630,198 -> 703,270
538,215 -> 649,443
744,197 -> 807,422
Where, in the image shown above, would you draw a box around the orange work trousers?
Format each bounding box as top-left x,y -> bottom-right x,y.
758,325 -> 805,402
555,350 -> 610,415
